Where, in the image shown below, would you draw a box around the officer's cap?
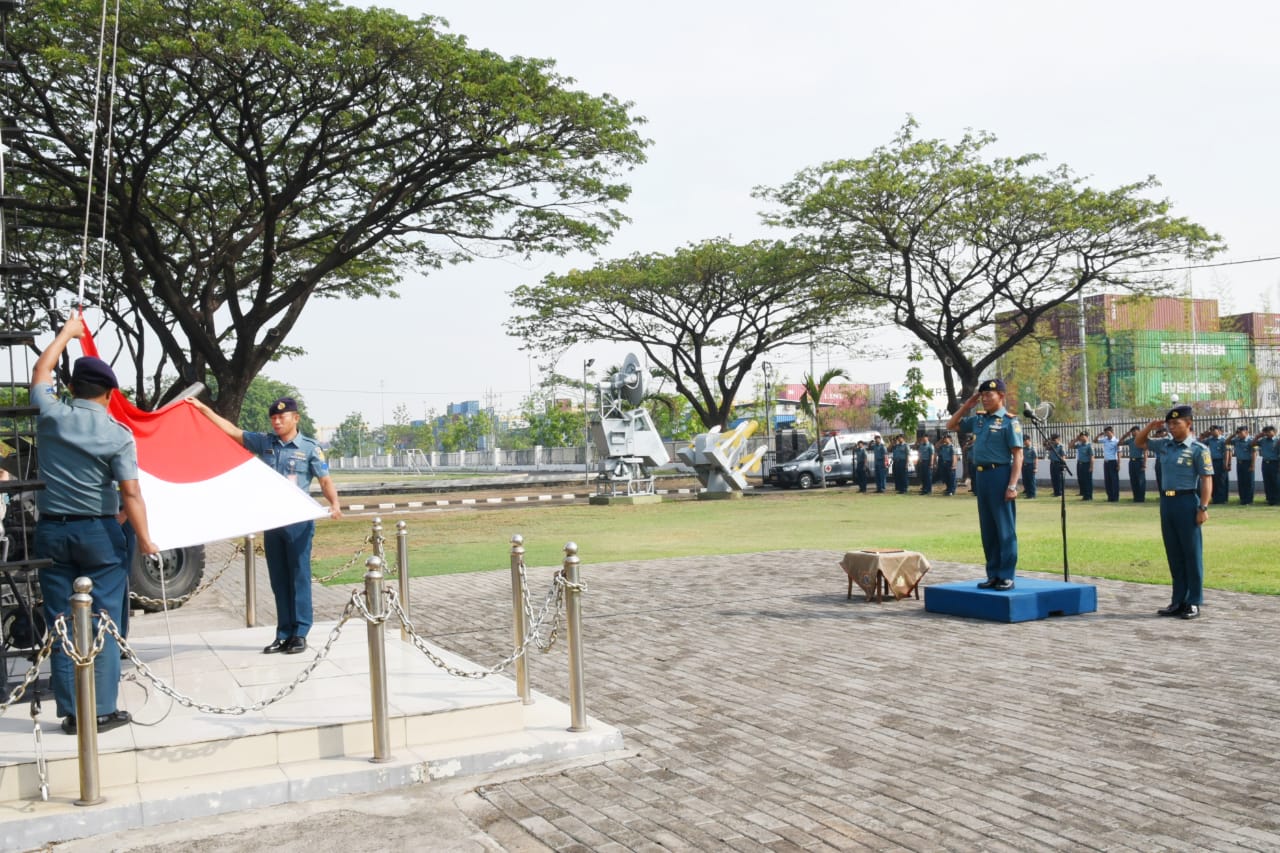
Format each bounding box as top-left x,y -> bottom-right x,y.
1166,404 -> 1193,422
978,378 -> 1005,394
268,397 -> 299,416
1265,425 -> 1276,433
71,356 -> 118,390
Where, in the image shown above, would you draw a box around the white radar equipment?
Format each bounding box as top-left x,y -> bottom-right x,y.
590,354 -> 670,497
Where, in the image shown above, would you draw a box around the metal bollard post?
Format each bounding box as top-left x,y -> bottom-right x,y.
243,534 -> 257,628
509,535 -> 532,705
371,517 -> 385,560
562,542 -> 588,732
363,555 -> 392,763
396,521 -> 410,643
70,577 -> 104,805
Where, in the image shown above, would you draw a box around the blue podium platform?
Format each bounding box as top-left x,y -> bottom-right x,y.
924,577 -> 1097,623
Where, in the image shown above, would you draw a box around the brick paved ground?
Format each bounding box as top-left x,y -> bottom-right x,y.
135,540 -> 1280,851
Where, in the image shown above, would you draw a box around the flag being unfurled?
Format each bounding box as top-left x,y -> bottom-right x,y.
79,328 -> 327,551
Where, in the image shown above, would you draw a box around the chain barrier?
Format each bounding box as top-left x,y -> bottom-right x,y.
387,564 -> 583,680
310,534 -> 373,584
128,541 -> 246,610
0,631 -> 54,715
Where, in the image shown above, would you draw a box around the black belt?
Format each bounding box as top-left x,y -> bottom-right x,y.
976,463 -> 1006,471
1162,490 -> 1197,497
40,514 -> 114,522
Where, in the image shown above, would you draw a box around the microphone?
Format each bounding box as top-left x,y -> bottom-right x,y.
1022,405 -> 1035,419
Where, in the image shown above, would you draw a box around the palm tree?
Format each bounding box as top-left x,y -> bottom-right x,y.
797,367 -> 850,488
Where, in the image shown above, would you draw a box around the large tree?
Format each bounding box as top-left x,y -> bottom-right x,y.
3,0 -> 647,416
506,238 -> 860,429
757,118 -> 1223,411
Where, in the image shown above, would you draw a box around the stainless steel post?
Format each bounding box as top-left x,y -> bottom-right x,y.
70,577 -> 103,805
509,535 -> 531,704
371,517 -> 385,559
363,555 -> 392,762
562,542 -> 588,732
243,534 -> 257,628
396,521 -> 410,643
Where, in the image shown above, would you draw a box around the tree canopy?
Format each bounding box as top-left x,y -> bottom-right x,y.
506,238 -> 860,429
3,0 -> 648,417
757,118 -> 1223,411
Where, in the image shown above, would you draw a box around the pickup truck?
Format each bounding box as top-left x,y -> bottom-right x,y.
768,435 -> 860,489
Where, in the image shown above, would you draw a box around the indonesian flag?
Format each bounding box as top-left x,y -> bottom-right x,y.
79,327 -> 328,551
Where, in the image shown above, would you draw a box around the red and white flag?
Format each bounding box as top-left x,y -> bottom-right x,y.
79,329 -> 327,551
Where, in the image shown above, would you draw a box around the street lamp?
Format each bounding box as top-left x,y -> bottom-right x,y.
583,358 -> 595,483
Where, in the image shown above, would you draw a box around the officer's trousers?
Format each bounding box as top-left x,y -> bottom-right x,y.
263,520 -> 316,640
1236,459 -> 1255,505
1078,462 -> 1094,500
1262,459 -> 1279,506
1159,493 -> 1203,607
1129,458 -> 1146,502
975,464 -> 1018,582
1103,460 -> 1120,501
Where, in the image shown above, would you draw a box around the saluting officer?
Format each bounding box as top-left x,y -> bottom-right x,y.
191,396 -> 342,653
1204,425 -> 1229,504
1095,426 -> 1121,502
1073,432 -> 1094,500
871,434 -> 888,493
1119,425 -> 1148,502
1227,425 -> 1256,505
916,434 -> 935,495
1136,405 -> 1212,619
946,379 -> 1023,590
935,434 -> 958,496
1046,434 -> 1068,497
1255,425 -> 1279,506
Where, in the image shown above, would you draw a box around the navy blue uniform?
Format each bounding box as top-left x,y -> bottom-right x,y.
959,407 -> 1023,583
1074,438 -> 1094,500
1147,436 -> 1212,610
872,442 -> 887,493
854,446 -> 868,492
1047,441 -> 1068,497
891,442 -> 910,493
32,381 -> 136,718
1257,433 -> 1279,506
935,442 -> 957,495
1097,433 -> 1120,502
1227,434 -> 1255,505
1205,433 -> 1228,504
1021,444 -> 1037,498
1120,434 -> 1147,502
243,431 -> 331,642
917,440 -> 934,494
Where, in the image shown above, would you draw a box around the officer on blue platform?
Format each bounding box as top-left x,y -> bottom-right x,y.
916,434 -> 934,495
871,434 -> 888,493
946,379 -> 1023,591
1205,425 -> 1228,504
1073,432 -> 1094,500
1021,436 -> 1037,498
1227,425 -> 1256,506
1136,405 -> 1213,620
1120,425 -> 1148,502
32,316 -> 160,734
1046,434 -> 1068,497
935,434 -> 957,496
1255,425 -> 1279,506
191,396 -> 342,653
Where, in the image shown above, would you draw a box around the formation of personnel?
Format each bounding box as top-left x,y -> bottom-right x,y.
811,422 -> 1278,507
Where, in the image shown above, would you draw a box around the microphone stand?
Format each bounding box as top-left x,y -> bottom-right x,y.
1025,409 -> 1071,582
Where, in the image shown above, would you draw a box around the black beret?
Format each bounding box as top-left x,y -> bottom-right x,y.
268,397 -> 299,416
71,356 -> 119,389
1166,405 -> 1193,422
978,378 -> 1006,394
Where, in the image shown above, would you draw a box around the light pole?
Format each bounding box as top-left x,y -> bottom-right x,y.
762,361 -> 773,452
583,358 -> 595,483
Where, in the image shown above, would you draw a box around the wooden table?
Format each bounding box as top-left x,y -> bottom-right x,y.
840,549 -> 930,602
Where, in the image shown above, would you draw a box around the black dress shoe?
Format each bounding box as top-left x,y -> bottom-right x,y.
283,636 -> 308,654
992,579 -> 1015,591
61,710 -> 132,735
263,638 -> 289,654
977,579 -> 998,589
1157,602 -> 1185,617
1180,605 -> 1201,620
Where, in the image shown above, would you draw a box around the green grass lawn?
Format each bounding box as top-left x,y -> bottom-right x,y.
311,490 -> 1280,595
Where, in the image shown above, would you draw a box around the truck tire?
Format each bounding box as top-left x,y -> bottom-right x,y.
130,544 -> 205,612
797,472 -> 814,490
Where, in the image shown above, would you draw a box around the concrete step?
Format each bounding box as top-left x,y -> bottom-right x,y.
0,621 -> 621,849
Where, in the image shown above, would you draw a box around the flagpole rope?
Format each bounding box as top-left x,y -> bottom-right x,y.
76,0 -> 122,311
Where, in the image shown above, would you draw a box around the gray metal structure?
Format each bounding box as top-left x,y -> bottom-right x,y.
590,354 -> 669,497
678,421 -> 767,493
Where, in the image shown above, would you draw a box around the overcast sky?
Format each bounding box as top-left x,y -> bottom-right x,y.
143,2 -> 1280,426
